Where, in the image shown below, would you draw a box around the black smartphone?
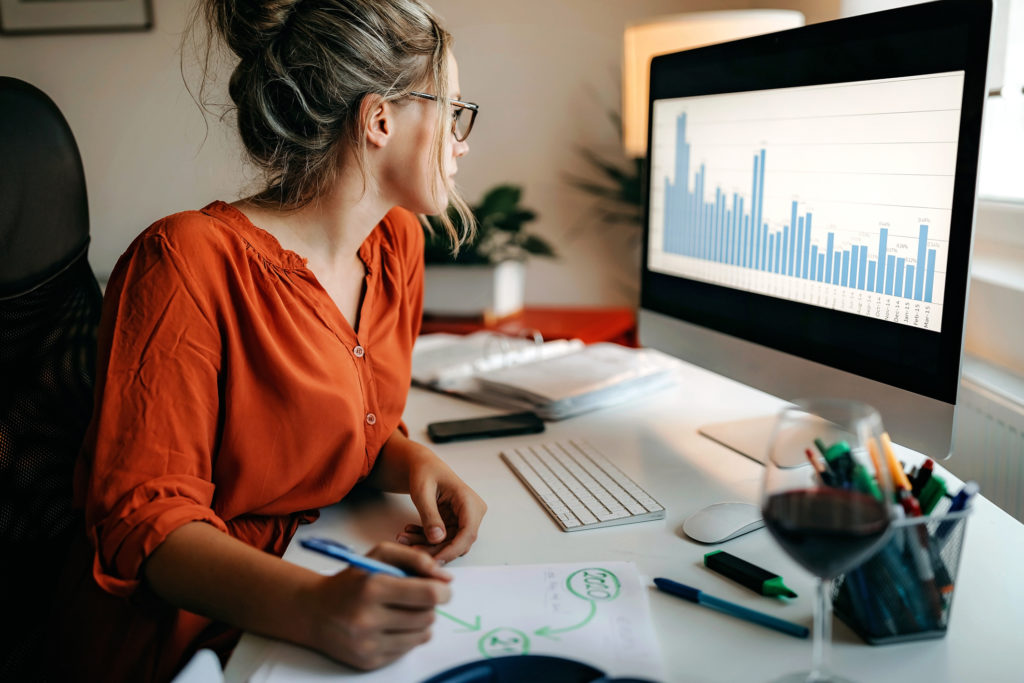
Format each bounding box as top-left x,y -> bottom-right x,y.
426,411 -> 545,443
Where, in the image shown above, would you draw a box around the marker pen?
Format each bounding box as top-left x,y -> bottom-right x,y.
654,577 -> 808,638
899,491 -> 945,625
703,550 -> 797,598
300,537 -> 408,577
804,448 -> 835,487
918,474 -> 947,515
936,481 -> 978,548
881,432 -> 914,495
911,459 -> 934,498
852,463 -> 883,501
822,440 -> 854,485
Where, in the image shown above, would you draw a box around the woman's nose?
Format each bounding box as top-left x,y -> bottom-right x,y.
454,137 -> 469,158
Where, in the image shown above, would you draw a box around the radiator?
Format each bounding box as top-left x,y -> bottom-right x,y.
950,374 -> 1024,523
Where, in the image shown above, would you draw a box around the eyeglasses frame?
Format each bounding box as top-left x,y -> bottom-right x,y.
407,91 -> 479,142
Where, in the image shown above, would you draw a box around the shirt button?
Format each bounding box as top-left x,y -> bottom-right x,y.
366,413 -> 377,425
353,345 -> 365,358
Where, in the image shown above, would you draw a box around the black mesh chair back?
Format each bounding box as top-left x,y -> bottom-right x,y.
0,76 -> 103,679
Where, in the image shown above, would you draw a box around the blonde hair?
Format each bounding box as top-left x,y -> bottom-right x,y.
187,0 -> 473,248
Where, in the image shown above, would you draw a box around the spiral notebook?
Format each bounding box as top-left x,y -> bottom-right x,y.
412,332 -> 680,419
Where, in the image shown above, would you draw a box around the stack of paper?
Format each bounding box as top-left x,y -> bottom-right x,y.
412,333 -> 680,420
412,332 -> 583,391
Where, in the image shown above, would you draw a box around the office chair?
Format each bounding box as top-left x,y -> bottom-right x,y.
0,76 -> 103,679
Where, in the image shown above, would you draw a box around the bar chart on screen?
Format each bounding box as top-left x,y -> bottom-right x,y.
647,72 -> 966,333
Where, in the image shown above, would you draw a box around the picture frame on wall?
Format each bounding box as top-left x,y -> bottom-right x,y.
0,0 -> 153,35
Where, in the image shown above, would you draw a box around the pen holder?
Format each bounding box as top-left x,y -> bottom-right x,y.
831,508 -> 971,645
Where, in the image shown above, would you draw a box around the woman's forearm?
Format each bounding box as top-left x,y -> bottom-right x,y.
144,522 -> 455,669
365,429 -> 441,492
144,521 -> 321,648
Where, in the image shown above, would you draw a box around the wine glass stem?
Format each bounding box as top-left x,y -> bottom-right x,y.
809,578 -> 833,682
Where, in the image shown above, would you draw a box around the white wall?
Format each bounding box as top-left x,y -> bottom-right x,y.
0,0 -> 244,280
0,0 -> 833,304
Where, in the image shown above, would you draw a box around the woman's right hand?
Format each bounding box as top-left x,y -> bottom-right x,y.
303,542 -> 453,670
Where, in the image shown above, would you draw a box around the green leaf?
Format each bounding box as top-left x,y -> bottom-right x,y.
492,210 -> 537,233
511,209 -> 538,223
564,176 -> 628,201
476,184 -> 521,218
576,148 -> 632,185
607,109 -> 624,137
520,234 -> 556,257
595,209 -> 643,225
423,241 -> 454,265
422,182 -> 547,264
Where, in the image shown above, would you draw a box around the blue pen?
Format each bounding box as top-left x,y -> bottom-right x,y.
300,537 -> 408,577
936,480 -> 978,544
654,577 -> 809,639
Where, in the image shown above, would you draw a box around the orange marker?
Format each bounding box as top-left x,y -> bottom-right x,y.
880,432 -> 913,492
866,437 -> 885,483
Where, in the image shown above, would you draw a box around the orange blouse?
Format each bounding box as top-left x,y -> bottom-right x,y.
51,201 -> 424,682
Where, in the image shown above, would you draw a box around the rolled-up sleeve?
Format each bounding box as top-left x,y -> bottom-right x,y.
77,229 -> 226,596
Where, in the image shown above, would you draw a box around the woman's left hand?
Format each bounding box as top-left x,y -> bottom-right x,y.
370,431 -> 487,565
397,453 -> 487,564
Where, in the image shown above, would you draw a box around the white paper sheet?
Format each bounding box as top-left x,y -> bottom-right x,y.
249,561 -> 665,682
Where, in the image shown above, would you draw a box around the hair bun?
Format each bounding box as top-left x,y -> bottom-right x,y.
211,0 -> 304,58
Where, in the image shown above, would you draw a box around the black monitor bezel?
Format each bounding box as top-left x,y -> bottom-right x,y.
641,0 -> 992,405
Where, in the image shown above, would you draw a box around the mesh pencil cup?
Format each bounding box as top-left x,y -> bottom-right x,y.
831,507 -> 971,645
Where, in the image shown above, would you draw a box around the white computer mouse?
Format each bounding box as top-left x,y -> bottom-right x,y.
682,502 -> 765,544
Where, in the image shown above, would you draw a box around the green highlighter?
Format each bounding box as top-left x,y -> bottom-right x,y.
704,550 -> 798,598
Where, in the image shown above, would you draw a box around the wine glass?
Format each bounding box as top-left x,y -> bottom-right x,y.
761,399 -> 894,683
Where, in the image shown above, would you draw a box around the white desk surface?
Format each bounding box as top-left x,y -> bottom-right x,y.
225,360 -> 1024,683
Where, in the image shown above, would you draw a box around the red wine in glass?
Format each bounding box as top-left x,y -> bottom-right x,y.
762,488 -> 890,580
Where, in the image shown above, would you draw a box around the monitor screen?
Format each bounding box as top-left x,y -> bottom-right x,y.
639,0 -> 991,459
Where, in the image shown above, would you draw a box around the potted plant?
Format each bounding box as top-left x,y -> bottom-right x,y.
565,112 -> 645,230
562,108 -> 646,300
423,184 -> 554,320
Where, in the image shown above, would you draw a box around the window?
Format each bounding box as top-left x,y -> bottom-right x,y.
977,0 -> 1024,203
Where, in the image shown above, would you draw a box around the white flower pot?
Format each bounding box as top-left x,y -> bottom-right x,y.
423,260 -> 525,319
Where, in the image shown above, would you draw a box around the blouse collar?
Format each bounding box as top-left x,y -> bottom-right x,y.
201,200 -> 384,275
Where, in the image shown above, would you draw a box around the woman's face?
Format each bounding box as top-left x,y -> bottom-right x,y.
385,52 -> 469,215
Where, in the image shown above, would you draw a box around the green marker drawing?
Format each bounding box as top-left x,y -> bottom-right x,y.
566,567 -> 621,602
435,609 -> 481,632
535,567 -> 621,640
478,627 -> 530,658
534,599 -> 596,639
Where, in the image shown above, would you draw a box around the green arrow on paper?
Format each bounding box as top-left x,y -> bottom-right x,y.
435,608 -> 482,632
533,600 -> 596,639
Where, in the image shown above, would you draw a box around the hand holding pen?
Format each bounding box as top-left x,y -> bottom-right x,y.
299,539 -> 452,670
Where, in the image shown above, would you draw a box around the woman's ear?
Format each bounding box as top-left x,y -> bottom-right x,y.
363,95 -> 392,150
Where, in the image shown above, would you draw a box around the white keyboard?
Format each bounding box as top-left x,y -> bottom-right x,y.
500,439 -> 665,532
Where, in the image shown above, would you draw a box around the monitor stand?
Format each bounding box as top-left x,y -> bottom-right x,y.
699,413 -> 812,469
698,416 -> 777,466
639,309 -> 958,462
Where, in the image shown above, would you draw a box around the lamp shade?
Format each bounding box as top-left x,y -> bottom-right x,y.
622,10 -> 804,157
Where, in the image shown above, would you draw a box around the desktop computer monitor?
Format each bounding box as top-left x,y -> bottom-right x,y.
638,0 -> 992,461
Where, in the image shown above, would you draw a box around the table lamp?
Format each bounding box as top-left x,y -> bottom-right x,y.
622,10 -> 805,158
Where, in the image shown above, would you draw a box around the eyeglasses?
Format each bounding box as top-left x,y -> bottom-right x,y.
408,91 -> 479,142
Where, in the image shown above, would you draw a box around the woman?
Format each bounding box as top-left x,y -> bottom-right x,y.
50,1 -> 486,680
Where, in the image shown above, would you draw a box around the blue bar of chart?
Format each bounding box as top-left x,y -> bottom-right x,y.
647,72 -> 961,333
660,114 -> 938,303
